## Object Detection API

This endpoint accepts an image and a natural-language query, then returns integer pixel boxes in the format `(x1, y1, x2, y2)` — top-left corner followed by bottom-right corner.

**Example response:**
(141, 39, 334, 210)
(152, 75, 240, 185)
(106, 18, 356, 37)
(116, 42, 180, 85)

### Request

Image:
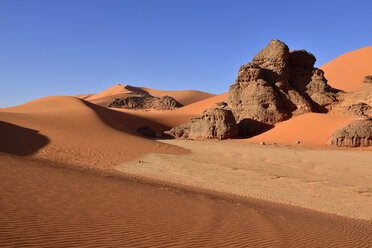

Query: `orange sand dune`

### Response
(248, 113, 352, 146)
(75, 93, 94, 100)
(138, 86, 216, 105)
(0, 96, 186, 168)
(83, 84, 215, 107)
(172, 92, 228, 115)
(321, 46, 372, 92)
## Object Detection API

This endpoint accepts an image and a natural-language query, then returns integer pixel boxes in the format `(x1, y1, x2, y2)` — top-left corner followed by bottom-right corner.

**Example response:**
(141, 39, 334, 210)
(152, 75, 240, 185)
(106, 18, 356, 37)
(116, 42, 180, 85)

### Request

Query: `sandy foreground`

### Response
(117, 139, 372, 220)
(1, 154, 372, 248)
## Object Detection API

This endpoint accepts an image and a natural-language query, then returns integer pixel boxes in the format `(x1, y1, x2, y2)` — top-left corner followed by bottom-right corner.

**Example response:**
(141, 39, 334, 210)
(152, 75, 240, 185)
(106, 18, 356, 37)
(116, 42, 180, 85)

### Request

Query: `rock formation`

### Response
(108, 95, 183, 110)
(166, 39, 341, 140)
(328, 75, 372, 147)
(164, 105, 238, 140)
(226, 39, 339, 136)
(328, 118, 372, 147)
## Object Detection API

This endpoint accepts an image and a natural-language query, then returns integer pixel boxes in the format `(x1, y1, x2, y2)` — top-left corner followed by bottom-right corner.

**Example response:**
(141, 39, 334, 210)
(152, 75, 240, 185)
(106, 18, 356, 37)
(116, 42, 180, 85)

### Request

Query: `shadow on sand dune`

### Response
(81, 100, 173, 135)
(0, 121, 49, 156)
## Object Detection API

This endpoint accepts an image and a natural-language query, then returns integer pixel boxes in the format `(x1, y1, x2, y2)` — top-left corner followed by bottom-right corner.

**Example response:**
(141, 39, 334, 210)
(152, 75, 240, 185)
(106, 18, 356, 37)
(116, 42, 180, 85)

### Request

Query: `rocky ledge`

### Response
(108, 94, 183, 111)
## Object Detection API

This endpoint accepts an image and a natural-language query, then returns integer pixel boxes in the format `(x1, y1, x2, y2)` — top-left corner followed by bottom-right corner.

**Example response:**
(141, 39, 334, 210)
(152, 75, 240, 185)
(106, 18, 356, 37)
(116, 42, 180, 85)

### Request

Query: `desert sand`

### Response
(248, 112, 353, 146)
(2, 44, 372, 247)
(321, 46, 372, 91)
(1, 154, 372, 247)
(118, 139, 372, 220)
(0, 96, 187, 168)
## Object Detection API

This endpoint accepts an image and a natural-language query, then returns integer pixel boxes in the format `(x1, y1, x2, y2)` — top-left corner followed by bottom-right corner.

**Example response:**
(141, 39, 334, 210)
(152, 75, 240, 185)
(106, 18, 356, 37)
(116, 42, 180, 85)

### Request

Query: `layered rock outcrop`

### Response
(166, 39, 340, 140)
(328, 118, 372, 147)
(328, 75, 372, 147)
(226, 39, 339, 136)
(164, 105, 238, 140)
(108, 95, 183, 110)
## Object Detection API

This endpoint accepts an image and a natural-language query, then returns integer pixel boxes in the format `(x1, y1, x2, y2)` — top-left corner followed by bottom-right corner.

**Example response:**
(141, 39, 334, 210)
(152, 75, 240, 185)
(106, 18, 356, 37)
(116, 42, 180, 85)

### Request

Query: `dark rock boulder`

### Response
(108, 95, 183, 110)
(164, 106, 238, 140)
(328, 118, 372, 147)
(363, 75, 372, 84)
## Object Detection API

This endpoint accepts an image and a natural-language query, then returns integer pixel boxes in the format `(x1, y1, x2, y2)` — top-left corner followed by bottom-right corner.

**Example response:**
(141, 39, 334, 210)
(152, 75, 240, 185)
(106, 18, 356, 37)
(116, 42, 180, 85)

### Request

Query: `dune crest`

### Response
(321, 46, 372, 92)
(80, 84, 215, 107)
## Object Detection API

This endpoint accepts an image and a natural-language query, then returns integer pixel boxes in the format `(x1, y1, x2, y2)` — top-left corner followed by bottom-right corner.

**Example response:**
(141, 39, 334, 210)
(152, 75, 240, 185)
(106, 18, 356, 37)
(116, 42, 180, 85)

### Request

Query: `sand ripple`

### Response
(1, 154, 371, 247)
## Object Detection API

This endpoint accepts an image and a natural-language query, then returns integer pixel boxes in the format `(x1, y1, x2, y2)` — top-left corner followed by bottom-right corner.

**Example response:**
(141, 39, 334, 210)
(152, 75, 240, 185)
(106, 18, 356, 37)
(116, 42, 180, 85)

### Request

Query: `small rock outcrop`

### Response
(328, 118, 372, 147)
(363, 75, 372, 84)
(108, 95, 183, 110)
(164, 106, 238, 140)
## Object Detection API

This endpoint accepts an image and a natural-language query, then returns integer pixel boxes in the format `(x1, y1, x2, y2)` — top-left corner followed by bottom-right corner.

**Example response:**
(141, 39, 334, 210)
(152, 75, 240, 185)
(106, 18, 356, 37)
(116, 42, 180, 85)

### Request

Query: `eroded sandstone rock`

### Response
(108, 95, 183, 110)
(328, 118, 372, 147)
(164, 106, 238, 140)
(166, 39, 341, 140)
(227, 39, 339, 129)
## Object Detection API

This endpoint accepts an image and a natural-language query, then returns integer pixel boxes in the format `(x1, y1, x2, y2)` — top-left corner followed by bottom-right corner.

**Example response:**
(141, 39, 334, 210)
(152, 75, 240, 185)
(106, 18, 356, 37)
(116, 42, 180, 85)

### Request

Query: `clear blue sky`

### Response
(1, 0, 371, 108)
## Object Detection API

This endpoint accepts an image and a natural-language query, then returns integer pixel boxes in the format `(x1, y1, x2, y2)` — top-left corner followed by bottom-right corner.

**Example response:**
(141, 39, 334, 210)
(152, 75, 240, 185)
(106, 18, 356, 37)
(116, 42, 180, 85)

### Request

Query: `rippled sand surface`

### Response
(1, 154, 371, 248)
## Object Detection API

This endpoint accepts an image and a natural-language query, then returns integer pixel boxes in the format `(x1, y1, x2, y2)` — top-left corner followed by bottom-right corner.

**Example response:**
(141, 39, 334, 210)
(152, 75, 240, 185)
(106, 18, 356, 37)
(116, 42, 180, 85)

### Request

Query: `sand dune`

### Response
(82, 84, 215, 107)
(74, 93, 94, 100)
(138, 86, 216, 105)
(172, 92, 228, 115)
(247, 113, 353, 146)
(0, 96, 186, 168)
(1, 154, 371, 248)
(321, 46, 372, 92)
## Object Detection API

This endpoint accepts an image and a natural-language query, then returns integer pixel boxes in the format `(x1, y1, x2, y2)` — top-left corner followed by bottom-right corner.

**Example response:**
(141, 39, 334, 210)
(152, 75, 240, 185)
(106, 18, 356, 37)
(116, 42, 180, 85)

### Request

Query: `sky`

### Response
(0, 0, 371, 108)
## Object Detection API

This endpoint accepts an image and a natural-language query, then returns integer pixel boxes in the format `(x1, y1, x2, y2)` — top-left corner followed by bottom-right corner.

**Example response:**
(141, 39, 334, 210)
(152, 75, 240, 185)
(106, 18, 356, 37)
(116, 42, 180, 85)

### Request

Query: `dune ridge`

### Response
(79, 84, 215, 107)
(0, 96, 186, 168)
(321, 46, 372, 91)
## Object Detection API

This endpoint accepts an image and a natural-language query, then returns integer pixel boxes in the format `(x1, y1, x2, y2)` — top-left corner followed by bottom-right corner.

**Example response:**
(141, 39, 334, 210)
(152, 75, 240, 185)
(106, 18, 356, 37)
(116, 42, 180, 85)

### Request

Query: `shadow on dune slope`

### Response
(81, 100, 173, 134)
(0, 121, 49, 155)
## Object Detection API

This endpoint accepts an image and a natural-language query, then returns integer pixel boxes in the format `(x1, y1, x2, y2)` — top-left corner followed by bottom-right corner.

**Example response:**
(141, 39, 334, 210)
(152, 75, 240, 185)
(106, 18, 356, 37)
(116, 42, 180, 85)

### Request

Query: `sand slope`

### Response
(172, 92, 228, 115)
(247, 113, 353, 146)
(81, 84, 215, 107)
(0, 96, 186, 168)
(321, 46, 372, 92)
(138, 86, 216, 105)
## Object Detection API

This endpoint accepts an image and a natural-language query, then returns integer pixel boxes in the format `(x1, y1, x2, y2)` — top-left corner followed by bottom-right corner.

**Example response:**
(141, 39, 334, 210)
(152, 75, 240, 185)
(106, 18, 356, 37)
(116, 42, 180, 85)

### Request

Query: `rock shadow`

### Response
(237, 119, 274, 138)
(0, 121, 49, 156)
(125, 85, 150, 96)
